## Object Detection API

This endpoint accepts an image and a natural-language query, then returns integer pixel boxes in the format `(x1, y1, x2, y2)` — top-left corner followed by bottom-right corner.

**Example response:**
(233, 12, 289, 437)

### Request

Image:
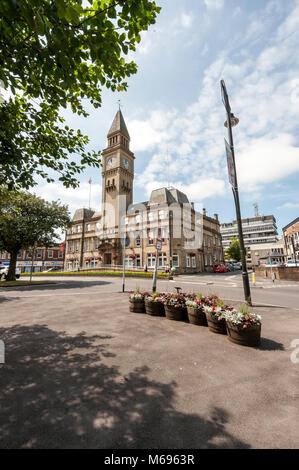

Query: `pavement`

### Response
(0, 273, 298, 449)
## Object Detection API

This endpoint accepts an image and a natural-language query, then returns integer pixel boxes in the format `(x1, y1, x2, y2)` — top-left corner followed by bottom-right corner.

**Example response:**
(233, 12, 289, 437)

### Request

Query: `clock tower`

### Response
(101, 109, 135, 230)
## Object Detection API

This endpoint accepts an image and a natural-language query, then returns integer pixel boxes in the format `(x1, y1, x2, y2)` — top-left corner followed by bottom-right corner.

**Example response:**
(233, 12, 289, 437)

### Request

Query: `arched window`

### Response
(107, 180, 110, 186)
(112, 178, 115, 186)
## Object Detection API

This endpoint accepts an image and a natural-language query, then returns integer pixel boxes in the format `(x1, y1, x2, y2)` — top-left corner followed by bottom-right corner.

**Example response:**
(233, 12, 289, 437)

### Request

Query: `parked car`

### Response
(0, 265, 21, 280)
(285, 260, 298, 267)
(213, 264, 229, 273)
(233, 263, 242, 270)
(264, 261, 279, 267)
(225, 263, 235, 271)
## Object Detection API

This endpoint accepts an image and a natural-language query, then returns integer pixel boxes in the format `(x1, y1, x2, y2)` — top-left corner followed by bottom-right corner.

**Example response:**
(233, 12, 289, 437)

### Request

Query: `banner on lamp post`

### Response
(225, 138, 236, 189)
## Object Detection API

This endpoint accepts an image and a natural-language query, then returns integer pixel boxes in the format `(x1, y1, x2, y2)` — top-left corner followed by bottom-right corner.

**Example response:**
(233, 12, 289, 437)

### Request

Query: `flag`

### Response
(88, 177, 92, 184)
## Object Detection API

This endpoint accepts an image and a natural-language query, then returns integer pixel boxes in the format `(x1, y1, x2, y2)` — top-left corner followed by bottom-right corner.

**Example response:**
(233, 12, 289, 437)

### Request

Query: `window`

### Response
(125, 217, 129, 225)
(37, 250, 42, 258)
(76, 225, 81, 233)
(204, 254, 208, 266)
(135, 234, 141, 247)
(53, 251, 58, 259)
(158, 210, 164, 220)
(68, 242, 72, 253)
(48, 250, 53, 258)
(94, 238, 99, 250)
(208, 238, 211, 247)
(148, 231, 154, 245)
(158, 253, 167, 267)
(172, 254, 179, 267)
(125, 256, 134, 267)
(147, 253, 156, 268)
(74, 260, 79, 270)
(67, 262, 73, 271)
(136, 255, 141, 267)
(75, 241, 79, 253)
(192, 255, 196, 267)
(85, 239, 90, 251)
(91, 259, 98, 268)
(17, 252, 22, 258)
(58, 252, 63, 258)
(186, 255, 190, 268)
(85, 260, 89, 268)
(135, 214, 141, 224)
(148, 212, 154, 222)
(86, 224, 91, 232)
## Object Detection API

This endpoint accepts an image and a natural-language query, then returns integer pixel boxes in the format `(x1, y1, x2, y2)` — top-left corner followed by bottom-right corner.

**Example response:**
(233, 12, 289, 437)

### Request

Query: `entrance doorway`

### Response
(104, 253, 111, 265)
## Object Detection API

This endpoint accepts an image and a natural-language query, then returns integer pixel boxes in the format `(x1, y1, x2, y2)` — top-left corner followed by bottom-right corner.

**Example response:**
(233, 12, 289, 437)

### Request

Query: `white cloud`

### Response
(278, 202, 299, 209)
(204, 0, 224, 10)
(181, 12, 193, 28)
(132, 0, 299, 201)
(34, 182, 102, 215)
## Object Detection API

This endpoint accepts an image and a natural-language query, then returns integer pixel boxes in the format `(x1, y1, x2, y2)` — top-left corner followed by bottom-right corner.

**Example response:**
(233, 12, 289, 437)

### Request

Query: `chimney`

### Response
(202, 208, 206, 216)
(214, 213, 219, 222)
(191, 202, 194, 210)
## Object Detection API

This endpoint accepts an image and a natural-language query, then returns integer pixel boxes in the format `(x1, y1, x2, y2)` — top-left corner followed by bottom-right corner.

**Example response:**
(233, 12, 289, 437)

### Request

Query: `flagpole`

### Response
(88, 178, 92, 209)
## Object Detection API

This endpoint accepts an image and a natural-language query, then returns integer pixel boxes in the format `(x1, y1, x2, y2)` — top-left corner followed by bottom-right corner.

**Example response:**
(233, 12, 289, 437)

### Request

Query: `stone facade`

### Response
(64, 110, 224, 274)
(282, 217, 299, 262)
(248, 240, 285, 267)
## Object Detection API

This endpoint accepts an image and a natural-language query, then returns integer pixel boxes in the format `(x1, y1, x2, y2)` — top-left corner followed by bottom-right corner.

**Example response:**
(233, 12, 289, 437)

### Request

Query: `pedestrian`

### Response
(144, 264, 148, 272)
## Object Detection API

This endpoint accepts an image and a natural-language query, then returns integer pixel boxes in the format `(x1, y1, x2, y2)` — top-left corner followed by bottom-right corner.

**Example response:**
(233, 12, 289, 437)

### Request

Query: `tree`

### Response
(0, 0, 161, 188)
(0, 188, 71, 281)
(224, 236, 245, 262)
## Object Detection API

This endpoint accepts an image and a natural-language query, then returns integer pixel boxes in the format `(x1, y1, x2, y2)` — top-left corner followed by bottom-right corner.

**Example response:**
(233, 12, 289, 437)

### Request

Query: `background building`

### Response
(221, 215, 279, 266)
(248, 240, 285, 267)
(282, 217, 299, 262)
(64, 110, 224, 274)
(0, 245, 64, 273)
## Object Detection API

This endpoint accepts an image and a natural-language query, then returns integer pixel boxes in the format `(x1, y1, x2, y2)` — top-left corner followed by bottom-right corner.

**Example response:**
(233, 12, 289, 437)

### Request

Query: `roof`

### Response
(72, 208, 95, 221)
(107, 109, 130, 138)
(282, 217, 299, 232)
(149, 187, 190, 205)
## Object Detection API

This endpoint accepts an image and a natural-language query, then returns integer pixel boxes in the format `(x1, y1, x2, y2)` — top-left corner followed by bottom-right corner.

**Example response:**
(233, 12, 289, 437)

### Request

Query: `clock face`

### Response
(122, 158, 130, 170)
(107, 157, 116, 168)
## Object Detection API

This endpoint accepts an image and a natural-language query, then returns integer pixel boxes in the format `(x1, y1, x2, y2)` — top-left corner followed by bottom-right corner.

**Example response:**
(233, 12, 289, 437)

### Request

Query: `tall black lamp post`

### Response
(220, 79, 252, 306)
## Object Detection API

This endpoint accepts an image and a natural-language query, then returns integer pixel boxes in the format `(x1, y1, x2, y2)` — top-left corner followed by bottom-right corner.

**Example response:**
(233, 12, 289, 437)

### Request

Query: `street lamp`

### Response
(220, 79, 252, 306)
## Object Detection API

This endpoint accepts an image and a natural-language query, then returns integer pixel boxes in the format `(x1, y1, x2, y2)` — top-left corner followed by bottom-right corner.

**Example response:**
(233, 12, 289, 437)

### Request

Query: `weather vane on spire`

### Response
(118, 99, 121, 110)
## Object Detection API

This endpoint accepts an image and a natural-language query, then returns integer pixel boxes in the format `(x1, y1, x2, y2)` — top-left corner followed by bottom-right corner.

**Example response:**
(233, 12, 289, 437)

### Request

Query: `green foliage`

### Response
(21, 271, 169, 278)
(239, 304, 251, 315)
(0, 188, 71, 280)
(0, 0, 161, 188)
(224, 236, 245, 262)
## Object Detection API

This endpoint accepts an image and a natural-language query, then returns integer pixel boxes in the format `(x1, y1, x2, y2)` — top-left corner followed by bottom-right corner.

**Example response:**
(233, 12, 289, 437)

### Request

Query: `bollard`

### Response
(252, 272, 256, 285)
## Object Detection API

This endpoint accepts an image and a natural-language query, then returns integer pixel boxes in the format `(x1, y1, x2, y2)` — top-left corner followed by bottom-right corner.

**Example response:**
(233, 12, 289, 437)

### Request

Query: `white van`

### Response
(0, 265, 21, 280)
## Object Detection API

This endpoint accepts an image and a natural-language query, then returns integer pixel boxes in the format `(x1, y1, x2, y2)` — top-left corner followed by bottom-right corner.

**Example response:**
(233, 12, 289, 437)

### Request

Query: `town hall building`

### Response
(64, 110, 224, 274)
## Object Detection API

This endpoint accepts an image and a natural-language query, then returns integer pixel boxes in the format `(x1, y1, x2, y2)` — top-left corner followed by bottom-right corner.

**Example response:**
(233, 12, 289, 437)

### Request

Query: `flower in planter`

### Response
(203, 300, 231, 321)
(112, 254, 118, 260)
(224, 304, 262, 329)
(161, 292, 187, 308)
(145, 292, 163, 302)
(129, 286, 150, 301)
(129, 254, 136, 259)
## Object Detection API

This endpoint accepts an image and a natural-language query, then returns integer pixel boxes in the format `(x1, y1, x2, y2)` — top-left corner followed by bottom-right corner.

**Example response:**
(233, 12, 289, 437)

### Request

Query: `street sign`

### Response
(225, 138, 236, 188)
(121, 235, 130, 248)
(156, 238, 162, 251)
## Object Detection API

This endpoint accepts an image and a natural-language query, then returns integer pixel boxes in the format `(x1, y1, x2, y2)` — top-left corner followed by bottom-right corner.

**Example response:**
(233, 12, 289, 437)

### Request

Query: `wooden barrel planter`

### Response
(205, 311, 227, 335)
(145, 300, 165, 316)
(187, 307, 208, 326)
(165, 305, 187, 322)
(226, 322, 261, 347)
(129, 299, 145, 313)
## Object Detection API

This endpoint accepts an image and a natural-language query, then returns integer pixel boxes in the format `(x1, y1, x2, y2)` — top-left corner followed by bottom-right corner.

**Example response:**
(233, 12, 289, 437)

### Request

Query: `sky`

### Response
(35, 0, 299, 237)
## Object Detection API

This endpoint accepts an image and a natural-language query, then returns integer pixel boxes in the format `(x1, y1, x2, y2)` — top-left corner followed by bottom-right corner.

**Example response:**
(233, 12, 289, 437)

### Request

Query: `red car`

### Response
(213, 264, 229, 273)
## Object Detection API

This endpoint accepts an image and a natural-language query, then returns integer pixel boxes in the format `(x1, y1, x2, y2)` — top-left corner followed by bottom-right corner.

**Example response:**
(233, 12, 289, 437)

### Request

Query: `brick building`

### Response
(282, 217, 299, 262)
(0, 246, 64, 273)
(64, 110, 224, 274)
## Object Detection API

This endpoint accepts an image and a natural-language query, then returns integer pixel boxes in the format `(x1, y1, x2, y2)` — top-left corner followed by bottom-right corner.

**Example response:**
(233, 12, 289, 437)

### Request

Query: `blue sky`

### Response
(36, 0, 299, 235)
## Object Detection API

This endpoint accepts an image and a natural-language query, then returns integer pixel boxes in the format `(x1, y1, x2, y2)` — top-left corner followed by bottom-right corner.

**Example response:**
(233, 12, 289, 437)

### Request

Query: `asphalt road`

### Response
(0, 272, 298, 449)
